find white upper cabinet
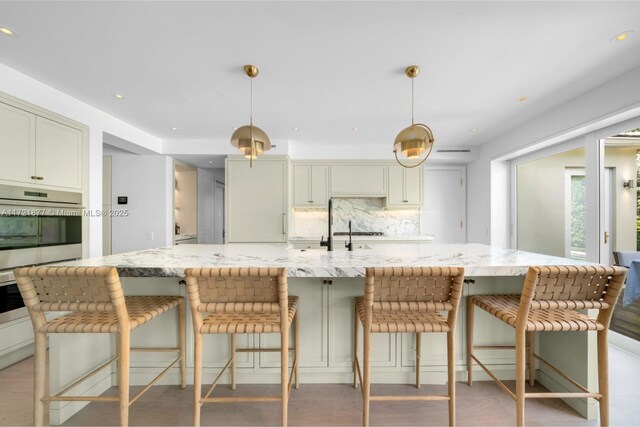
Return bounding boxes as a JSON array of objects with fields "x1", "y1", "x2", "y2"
[
  {"x1": 386, "y1": 164, "x2": 423, "y2": 207},
  {"x1": 0, "y1": 102, "x2": 35, "y2": 184},
  {"x1": 35, "y1": 117, "x2": 83, "y2": 189},
  {"x1": 226, "y1": 158, "x2": 288, "y2": 243},
  {"x1": 0, "y1": 99, "x2": 84, "y2": 191},
  {"x1": 329, "y1": 164, "x2": 386, "y2": 196},
  {"x1": 293, "y1": 164, "x2": 328, "y2": 207}
]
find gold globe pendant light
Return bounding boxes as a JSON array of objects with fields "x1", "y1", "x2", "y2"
[
  {"x1": 393, "y1": 65, "x2": 435, "y2": 168},
  {"x1": 230, "y1": 65, "x2": 272, "y2": 167}
]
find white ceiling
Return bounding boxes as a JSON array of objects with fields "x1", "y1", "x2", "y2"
[{"x1": 0, "y1": 1, "x2": 639, "y2": 153}]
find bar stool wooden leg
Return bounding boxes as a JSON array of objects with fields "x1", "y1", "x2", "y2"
[
  {"x1": 515, "y1": 329, "x2": 526, "y2": 427},
  {"x1": 447, "y1": 330, "x2": 456, "y2": 427},
  {"x1": 416, "y1": 332, "x2": 422, "y2": 389},
  {"x1": 527, "y1": 331, "x2": 535, "y2": 387},
  {"x1": 363, "y1": 325, "x2": 371, "y2": 427},
  {"x1": 193, "y1": 331, "x2": 202, "y2": 427},
  {"x1": 281, "y1": 328, "x2": 289, "y2": 427},
  {"x1": 118, "y1": 330, "x2": 131, "y2": 427},
  {"x1": 294, "y1": 312, "x2": 300, "y2": 390},
  {"x1": 467, "y1": 299, "x2": 474, "y2": 386},
  {"x1": 353, "y1": 305, "x2": 359, "y2": 389},
  {"x1": 597, "y1": 329, "x2": 609, "y2": 427},
  {"x1": 33, "y1": 331, "x2": 47, "y2": 427},
  {"x1": 231, "y1": 334, "x2": 237, "y2": 391},
  {"x1": 178, "y1": 302, "x2": 187, "y2": 389}
]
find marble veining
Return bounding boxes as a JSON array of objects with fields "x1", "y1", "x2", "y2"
[
  {"x1": 293, "y1": 198, "x2": 420, "y2": 237},
  {"x1": 56, "y1": 243, "x2": 594, "y2": 279}
]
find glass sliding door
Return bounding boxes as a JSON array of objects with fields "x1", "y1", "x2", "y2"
[{"x1": 601, "y1": 130, "x2": 640, "y2": 342}]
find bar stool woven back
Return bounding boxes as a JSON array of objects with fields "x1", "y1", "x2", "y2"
[
  {"x1": 14, "y1": 266, "x2": 186, "y2": 427},
  {"x1": 354, "y1": 266, "x2": 465, "y2": 426},
  {"x1": 185, "y1": 267, "x2": 299, "y2": 427},
  {"x1": 467, "y1": 265, "x2": 627, "y2": 426}
]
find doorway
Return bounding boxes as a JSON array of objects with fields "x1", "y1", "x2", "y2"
[
  {"x1": 102, "y1": 155, "x2": 112, "y2": 256},
  {"x1": 422, "y1": 165, "x2": 466, "y2": 243},
  {"x1": 214, "y1": 181, "x2": 225, "y2": 244}
]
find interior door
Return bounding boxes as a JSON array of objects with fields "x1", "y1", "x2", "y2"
[
  {"x1": 422, "y1": 167, "x2": 466, "y2": 243},
  {"x1": 214, "y1": 182, "x2": 225, "y2": 244}
]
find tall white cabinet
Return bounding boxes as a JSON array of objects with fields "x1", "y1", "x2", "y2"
[{"x1": 226, "y1": 157, "x2": 288, "y2": 243}]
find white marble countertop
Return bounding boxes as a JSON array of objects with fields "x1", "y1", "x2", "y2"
[
  {"x1": 289, "y1": 235, "x2": 434, "y2": 242},
  {"x1": 57, "y1": 243, "x2": 593, "y2": 278}
]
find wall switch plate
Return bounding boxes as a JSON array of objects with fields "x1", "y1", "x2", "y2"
[{"x1": 147, "y1": 232, "x2": 154, "y2": 241}]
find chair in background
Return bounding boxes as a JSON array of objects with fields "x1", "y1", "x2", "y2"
[
  {"x1": 353, "y1": 266, "x2": 464, "y2": 427},
  {"x1": 613, "y1": 251, "x2": 640, "y2": 267},
  {"x1": 467, "y1": 265, "x2": 627, "y2": 426},
  {"x1": 14, "y1": 266, "x2": 186, "y2": 427},
  {"x1": 184, "y1": 267, "x2": 299, "y2": 427}
]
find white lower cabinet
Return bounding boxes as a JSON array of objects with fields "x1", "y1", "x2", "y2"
[{"x1": 0, "y1": 316, "x2": 34, "y2": 370}]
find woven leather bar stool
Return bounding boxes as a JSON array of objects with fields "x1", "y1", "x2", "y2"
[
  {"x1": 467, "y1": 265, "x2": 627, "y2": 426},
  {"x1": 184, "y1": 267, "x2": 299, "y2": 427},
  {"x1": 353, "y1": 266, "x2": 465, "y2": 427},
  {"x1": 14, "y1": 266, "x2": 186, "y2": 427}
]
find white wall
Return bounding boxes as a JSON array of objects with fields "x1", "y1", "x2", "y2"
[
  {"x1": 110, "y1": 154, "x2": 173, "y2": 254},
  {"x1": 468, "y1": 65, "x2": 640, "y2": 246},
  {"x1": 0, "y1": 63, "x2": 163, "y2": 257},
  {"x1": 197, "y1": 169, "x2": 215, "y2": 244}
]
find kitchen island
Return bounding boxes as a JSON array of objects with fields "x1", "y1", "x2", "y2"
[{"x1": 47, "y1": 243, "x2": 598, "y2": 423}]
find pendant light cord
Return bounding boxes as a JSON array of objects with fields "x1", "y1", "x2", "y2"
[
  {"x1": 411, "y1": 77, "x2": 415, "y2": 126},
  {"x1": 250, "y1": 74, "x2": 254, "y2": 167}
]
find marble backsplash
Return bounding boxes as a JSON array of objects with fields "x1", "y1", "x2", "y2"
[{"x1": 292, "y1": 198, "x2": 420, "y2": 236}]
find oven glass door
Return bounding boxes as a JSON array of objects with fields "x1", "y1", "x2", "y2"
[{"x1": 0, "y1": 214, "x2": 81, "y2": 251}]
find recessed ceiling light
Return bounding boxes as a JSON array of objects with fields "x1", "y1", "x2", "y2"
[
  {"x1": 292, "y1": 127, "x2": 300, "y2": 131},
  {"x1": 208, "y1": 160, "x2": 213, "y2": 164},
  {"x1": 113, "y1": 94, "x2": 125, "y2": 100},
  {"x1": 519, "y1": 97, "x2": 527, "y2": 102},
  {"x1": 471, "y1": 128, "x2": 479, "y2": 132},
  {"x1": 612, "y1": 31, "x2": 634, "y2": 42},
  {"x1": 170, "y1": 127, "x2": 178, "y2": 131},
  {"x1": 352, "y1": 127, "x2": 359, "y2": 132},
  {"x1": 0, "y1": 26, "x2": 15, "y2": 36}
]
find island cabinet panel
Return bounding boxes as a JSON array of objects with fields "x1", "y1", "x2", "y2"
[
  {"x1": 0, "y1": 102, "x2": 35, "y2": 184},
  {"x1": 292, "y1": 165, "x2": 328, "y2": 207},
  {"x1": 259, "y1": 279, "x2": 328, "y2": 368},
  {"x1": 328, "y1": 279, "x2": 397, "y2": 368},
  {"x1": 386, "y1": 164, "x2": 423, "y2": 207},
  {"x1": 329, "y1": 164, "x2": 386, "y2": 196},
  {"x1": 226, "y1": 158, "x2": 288, "y2": 243}
]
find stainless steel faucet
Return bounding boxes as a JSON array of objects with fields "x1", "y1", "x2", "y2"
[{"x1": 320, "y1": 198, "x2": 333, "y2": 251}]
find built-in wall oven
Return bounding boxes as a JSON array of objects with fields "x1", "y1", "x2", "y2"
[{"x1": 0, "y1": 184, "x2": 83, "y2": 323}]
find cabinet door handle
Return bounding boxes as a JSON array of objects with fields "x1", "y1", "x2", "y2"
[
  {"x1": 38, "y1": 176, "x2": 44, "y2": 180},
  {"x1": 282, "y1": 213, "x2": 286, "y2": 235},
  {"x1": 309, "y1": 200, "x2": 313, "y2": 204},
  {"x1": 31, "y1": 175, "x2": 38, "y2": 180}
]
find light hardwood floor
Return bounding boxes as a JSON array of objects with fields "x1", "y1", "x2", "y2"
[{"x1": 1, "y1": 345, "x2": 639, "y2": 426}]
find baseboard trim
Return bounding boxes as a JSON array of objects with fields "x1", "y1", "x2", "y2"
[
  {"x1": 49, "y1": 370, "x2": 112, "y2": 426},
  {"x1": 610, "y1": 331, "x2": 640, "y2": 357}
]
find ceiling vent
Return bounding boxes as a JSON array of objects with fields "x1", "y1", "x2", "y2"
[{"x1": 436, "y1": 148, "x2": 472, "y2": 153}]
